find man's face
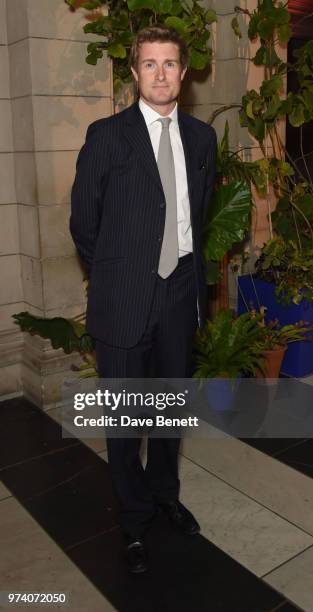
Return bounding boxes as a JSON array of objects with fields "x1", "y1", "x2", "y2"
[{"x1": 131, "y1": 41, "x2": 187, "y2": 112}]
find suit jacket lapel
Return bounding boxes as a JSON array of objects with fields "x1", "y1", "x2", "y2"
[
  {"x1": 123, "y1": 101, "x2": 163, "y2": 194},
  {"x1": 123, "y1": 101, "x2": 199, "y2": 203},
  {"x1": 177, "y1": 110, "x2": 199, "y2": 202}
]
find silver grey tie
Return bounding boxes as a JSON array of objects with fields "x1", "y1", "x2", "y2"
[{"x1": 157, "y1": 117, "x2": 179, "y2": 278}]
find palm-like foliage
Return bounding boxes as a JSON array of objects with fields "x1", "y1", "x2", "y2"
[
  {"x1": 13, "y1": 312, "x2": 97, "y2": 377},
  {"x1": 216, "y1": 121, "x2": 268, "y2": 197},
  {"x1": 193, "y1": 309, "x2": 266, "y2": 379}
]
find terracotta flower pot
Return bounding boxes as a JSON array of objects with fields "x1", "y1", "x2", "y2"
[{"x1": 256, "y1": 345, "x2": 287, "y2": 379}]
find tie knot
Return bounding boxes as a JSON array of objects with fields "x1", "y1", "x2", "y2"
[{"x1": 158, "y1": 117, "x2": 171, "y2": 129}]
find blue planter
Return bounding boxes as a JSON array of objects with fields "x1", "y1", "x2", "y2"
[
  {"x1": 205, "y1": 378, "x2": 239, "y2": 412},
  {"x1": 237, "y1": 275, "x2": 313, "y2": 377}
]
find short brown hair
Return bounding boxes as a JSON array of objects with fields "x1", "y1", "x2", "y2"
[{"x1": 129, "y1": 26, "x2": 189, "y2": 70}]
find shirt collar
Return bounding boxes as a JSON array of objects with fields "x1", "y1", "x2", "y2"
[{"x1": 139, "y1": 98, "x2": 178, "y2": 127}]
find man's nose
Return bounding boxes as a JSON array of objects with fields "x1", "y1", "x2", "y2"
[{"x1": 156, "y1": 66, "x2": 165, "y2": 80}]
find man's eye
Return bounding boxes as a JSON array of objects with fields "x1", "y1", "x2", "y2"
[
  {"x1": 144, "y1": 62, "x2": 154, "y2": 69},
  {"x1": 167, "y1": 62, "x2": 175, "y2": 67}
]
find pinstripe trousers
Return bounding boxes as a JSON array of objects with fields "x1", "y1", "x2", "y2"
[{"x1": 95, "y1": 253, "x2": 197, "y2": 537}]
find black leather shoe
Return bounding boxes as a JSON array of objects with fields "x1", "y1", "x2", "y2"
[
  {"x1": 158, "y1": 500, "x2": 200, "y2": 535},
  {"x1": 124, "y1": 538, "x2": 148, "y2": 573}
]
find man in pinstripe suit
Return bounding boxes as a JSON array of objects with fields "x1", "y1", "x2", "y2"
[{"x1": 70, "y1": 26, "x2": 217, "y2": 573}]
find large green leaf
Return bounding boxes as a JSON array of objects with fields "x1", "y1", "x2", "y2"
[
  {"x1": 248, "y1": 13, "x2": 260, "y2": 39},
  {"x1": 171, "y1": 1, "x2": 183, "y2": 15},
  {"x1": 107, "y1": 42, "x2": 127, "y2": 58},
  {"x1": 297, "y1": 194, "x2": 313, "y2": 219},
  {"x1": 231, "y1": 17, "x2": 242, "y2": 39},
  {"x1": 13, "y1": 312, "x2": 93, "y2": 355},
  {"x1": 155, "y1": 0, "x2": 172, "y2": 13},
  {"x1": 263, "y1": 94, "x2": 282, "y2": 122},
  {"x1": 253, "y1": 45, "x2": 266, "y2": 65},
  {"x1": 289, "y1": 104, "x2": 306, "y2": 127},
  {"x1": 203, "y1": 182, "x2": 252, "y2": 262},
  {"x1": 164, "y1": 16, "x2": 188, "y2": 33},
  {"x1": 275, "y1": 160, "x2": 294, "y2": 177},
  {"x1": 86, "y1": 49, "x2": 103, "y2": 65},
  {"x1": 127, "y1": 0, "x2": 155, "y2": 10},
  {"x1": 180, "y1": 0, "x2": 193, "y2": 14},
  {"x1": 192, "y1": 30, "x2": 210, "y2": 51},
  {"x1": 301, "y1": 88, "x2": 313, "y2": 114},
  {"x1": 81, "y1": 1, "x2": 102, "y2": 8},
  {"x1": 275, "y1": 6, "x2": 290, "y2": 25},
  {"x1": 278, "y1": 23, "x2": 292, "y2": 43},
  {"x1": 239, "y1": 108, "x2": 249, "y2": 127},
  {"x1": 205, "y1": 9, "x2": 217, "y2": 25},
  {"x1": 279, "y1": 92, "x2": 293, "y2": 115},
  {"x1": 248, "y1": 116, "x2": 265, "y2": 142},
  {"x1": 189, "y1": 48, "x2": 210, "y2": 69},
  {"x1": 258, "y1": 17, "x2": 275, "y2": 40},
  {"x1": 265, "y1": 47, "x2": 281, "y2": 67},
  {"x1": 246, "y1": 100, "x2": 255, "y2": 119},
  {"x1": 260, "y1": 75, "x2": 283, "y2": 97},
  {"x1": 117, "y1": 31, "x2": 135, "y2": 45},
  {"x1": 262, "y1": 0, "x2": 275, "y2": 10},
  {"x1": 114, "y1": 12, "x2": 129, "y2": 29}
]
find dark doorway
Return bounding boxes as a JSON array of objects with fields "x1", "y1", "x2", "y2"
[{"x1": 287, "y1": 1, "x2": 313, "y2": 181}]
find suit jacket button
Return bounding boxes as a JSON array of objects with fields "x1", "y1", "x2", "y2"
[
  {"x1": 160, "y1": 202, "x2": 165, "y2": 208},
  {"x1": 157, "y1": 235, "x2": 162, "y2": 242},
  {"x1": 152, "y1": 269, "x2": 156, "y2": 274}
]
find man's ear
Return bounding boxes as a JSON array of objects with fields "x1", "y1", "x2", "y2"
[
  {"x1": 131, "y1": 66, "x2": 138, "y2": 82},
  {"x1": 181, "y1": 66, "x2": 187, "y2": 81}
]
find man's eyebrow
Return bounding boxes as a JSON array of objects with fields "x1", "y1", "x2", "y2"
[{"x1": 140, "y1": 58, "x2": 179, "y2": 63}]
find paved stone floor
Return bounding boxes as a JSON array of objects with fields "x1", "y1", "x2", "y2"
[{"x1": 1, "y1": 391, "x2": 313, "y2": 611}]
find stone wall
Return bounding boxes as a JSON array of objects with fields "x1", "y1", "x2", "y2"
[{"x1": 0, "y1": 0, "x2": 113, "y2": 405}]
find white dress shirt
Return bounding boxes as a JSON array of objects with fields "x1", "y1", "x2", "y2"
[{"x1": 139, "y1": 98, "x2": 193, "y2": 256}]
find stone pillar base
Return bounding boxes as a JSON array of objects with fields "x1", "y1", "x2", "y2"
[
  {"x1": 0, "y1": 330, "x2": 24, "y2": 400},
  {"x1": 22, "y1": 335, "x2": 84, "y2": 410},
  {"x1": 0, "y1": 332, "x2": 84, "y2": 410}
]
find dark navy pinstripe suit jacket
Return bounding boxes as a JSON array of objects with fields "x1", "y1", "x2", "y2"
[{"x1": 70, "y1": 100, "x2": 217, "y2": 348}]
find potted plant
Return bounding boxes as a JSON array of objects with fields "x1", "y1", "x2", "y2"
[
  {"x1": 238, "y1": 261, "x2": 313, "y2": 376},
  {"x1": 249, "y1": 306, "x2": 313, "y2": 378},
  {"x1": 193, "y1": 308, "x2": 266, "y2": 379},
  {"x1": 254, "y1": 237, "x2": 313, "y2": 306},
  {"x1": 193, "y1": 305, "x2": 313, "y2": 385},
  {"x1": 192, "y1": 308, "x2": 267, "y2": 411}
]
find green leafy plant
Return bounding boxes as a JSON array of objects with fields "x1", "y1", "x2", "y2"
[
  {"x1": 249, "y1": 306, "x2": 313, "y2": 350},
  {"x1": 64, "y1": 0, "x2": 217, "y2": 91},
  {"x1": 232, "y1": 1, "x2": 313, "y2": 222},
  {"x1": 193, "y1": 306, "x2": 313, "y2": 381},
  {"x1": 13, "y1": 312, "x2": 97, "y2": 376},
  {"x1": 255, "y1": 237, "x2": 313, "y2": 304},
  {"x1": 216, "y1": 121, "x2": 269, "y2": 198},
  {"x1": 211, "y1": 1, "x2": 313, "y2": 225},
  {"x1": 219, "y1": 0, "x2": 313, "y2": 309},
  {"x1": 193, "y1": 309, "x2": 266, "y2": 379},
  {"x1": 257, "y1": 318, "x2": 313, "y2": 350},
  {"x1": 202, "y1": 120, "x2": 258, "y2": 284},
  {"x1": 236, "y1": 2, "x2": 313, "y2": 145},
  {"x1": 202, "y1": 181, "x2": 252, "y2": 284}
]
